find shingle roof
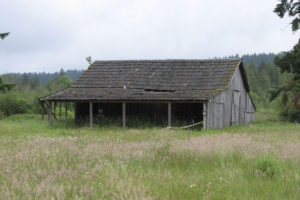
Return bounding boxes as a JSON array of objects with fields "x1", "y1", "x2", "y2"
[{"x1": 41, "y1": 59, "x2": 245, "y2": 102}]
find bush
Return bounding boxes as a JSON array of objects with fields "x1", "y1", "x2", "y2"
[
  {"x1": 254, "y1": 157, "x2": 278, "y2": 179},
  {"x1": 0, "y1": 92, "x2": 30, "y2": 117},
  {"x1": 281, "y1": 108, "x2": 300, "y2": 122},
  {"x1": 0, "y1": 111, "x2": 5, "y2": 120}
]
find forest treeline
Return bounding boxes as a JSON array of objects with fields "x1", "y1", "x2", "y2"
[{"x1": 0, "y1": 53, "x2": 293, "y2": 120}]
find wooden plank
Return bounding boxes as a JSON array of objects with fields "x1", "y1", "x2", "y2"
[
  {"x1": 41, "y1": 102, "x2": 44, "y2": 120},
  {"x1": 65, "y1": 102, "x2": 68, "y2": 120},
  {"x1": 59, "y1": 102, "x2": 62, "y2": 120},
  {"x1": 168, "y1": 102, "x2": 171, "y2": 127},
  {"x1": 122, "y1": 102, "x2": 126, "y2": 128},
  {"x1": 203, "y1": 103, "x2": 207, "y2": 130},
  {"x1": 49, "y1": 101, "x2": 53, "y2": 128},
  {"x1": 89, "y1": 102, "x2": 93, "y2": 129}
]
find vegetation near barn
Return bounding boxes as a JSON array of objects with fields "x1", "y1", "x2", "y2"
[{"x1": 0, "y1": 113, "x2": 300, "y2": 199}]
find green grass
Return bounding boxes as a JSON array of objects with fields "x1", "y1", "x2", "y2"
[{"x1": 0, "y1": 114, "x2": 300, "y2": 199}]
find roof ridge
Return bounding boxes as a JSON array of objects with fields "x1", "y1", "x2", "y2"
[{"x1": 93, "y1": 59, "x2": 241, "y2": 64}]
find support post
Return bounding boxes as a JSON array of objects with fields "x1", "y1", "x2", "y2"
[
  {"x1": 122, "y1": 102, "x2": 126, "y2": 128},
  {"x1": 54, "y1": 102, "x2": 56, "y2": 119},
  {"x1": 41, "y1": 102, "x2": 44, "y2": 120},
  {"x1": 168, "y1": 102, "x2": 171, "y2": 127},
  {"x1": 49, "y1": 101, "x2": 53, "y2": 128},
  {"x1": 65, "y1": 102, "x2": 68, "y2": 120},
  {"x1": 59, "y1": 102, "x2": 62, "y2": 120},
  {"x1": 89, "y1": 102, "x2": 93, "y2": 129},
  {"x1": 203, "y1": 102, "x2": 207, "y2": 130}
]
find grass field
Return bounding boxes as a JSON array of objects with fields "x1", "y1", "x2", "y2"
[{"x1": 0, "y1": 114, "x2": 300, "y2": 199}]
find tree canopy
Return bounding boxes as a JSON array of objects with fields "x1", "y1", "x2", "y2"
[
  {"x1": 271, "y1": 1, "x2": 300, "y2": 120},
  {"x1": 274, "y1": 0, "x2": 300, "y2": 32},
  {"x1": 0, "y1": 32, "x2": 9, "y2": 40},
  {"x1": 0, "y1": 77, "x2": 14, "y2": 93}
]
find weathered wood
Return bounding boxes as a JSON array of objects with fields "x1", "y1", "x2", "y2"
[
  {"x1": 49, "y1": 101, "x2": 53, "y2": 128},
  {"x1": 39, "y1": 59, "x2": 256, "y2": 129},
  {"x1": 54, "y1": 102, "x2": 56, "y2": 119},
  {"x1": 122, "y1": 102, "x2": 126, "y2": 128},
  {"x1": 65, "y1": 102, "x2": 68, "y2": 120},
  {"x1": 168, "y1": 102, "x2": 171, "y2": 127},
  {"x1": 59, "y1": 102, "x2": 62, "y2": 120},
  {"x1": 39, "y1": 59, "x2": 243, "y2": 103},
  {"x1": 41, "y1": 102, "x2": 44, "y2": 120},
  {"x1": 203, "y1": 103, "x2": 207, "y2": 130},
  {"x1": 89, "y1": 102, "x2": 93, "y2": 129}
]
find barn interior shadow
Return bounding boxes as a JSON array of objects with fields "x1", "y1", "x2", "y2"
[{"x1": 75, "y1": 102, "x2": 203, "y2": 128}]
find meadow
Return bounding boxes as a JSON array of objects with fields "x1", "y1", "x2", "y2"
[{"x1": 0, "y1": 114, "x2": 300, "y2": 199}]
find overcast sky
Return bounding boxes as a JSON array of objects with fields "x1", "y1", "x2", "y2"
[{"x1": 0, "y1": 0, "x2": 299, "y2": 74}]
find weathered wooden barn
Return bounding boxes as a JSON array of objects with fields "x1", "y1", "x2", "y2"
[{"x1": 40, "y1": 59, "x2": 255, "y2": 129}]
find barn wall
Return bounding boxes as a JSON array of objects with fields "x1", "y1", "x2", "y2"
[{"x1": 206, "y1": 66, "x2": 255, "y2": 129}]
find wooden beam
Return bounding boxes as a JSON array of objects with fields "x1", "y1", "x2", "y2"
[
  {"x1": 203, "y1": 103, "x2": 207, "y2": 130},
  {"x1": 41, "y1": 102, "x2": 44, "y2": 120},
  {"x1": 65, "y1": 102, "x2": 68, "y2": 120},
  {"x1": 54, "y1": 102, "x2": 56, "y2": 119},
  {"x1": 49, "y1": 101, "x2": 53, "y2": 128},
  {"x1": 89, "y1": 102, "x2": 93, "y2": 129},
  {"x1": 122, "y1": 102, "x2": 126, "y2": 128},
  {"x1": 168, "y1": 102, "x2": 171, "y2": 127},
  {"x1": 59, "y1": 102, "x2": 62, "y2": 120}
]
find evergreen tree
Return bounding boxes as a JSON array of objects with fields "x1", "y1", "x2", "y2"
[
  {"x1": 274, "y1": 0, "x2": 300, "y2": 32},
  {"x1": 21, "y1": 73, "x2": 30, "y2": 87},
  {"x1": 0, "y1": 32, "x2": 9, "y2": 40},
  {"x1": 60, "y1": 68, "x2": 66, "y2": 76},
  {"x1": 30, "y1": 75, "x2": 40, "y2": 89}
]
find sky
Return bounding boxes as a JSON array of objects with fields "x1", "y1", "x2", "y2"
[{"x1": 0, "y1": 0, "x2": 299, "y2": 74}]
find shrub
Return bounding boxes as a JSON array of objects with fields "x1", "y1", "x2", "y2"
[
  {"x1": 254, "y1": 157, "x2": 278, "y2": 179},
  {"x1": 0, "y1": 92, "x2": 30, "y2": 117}
]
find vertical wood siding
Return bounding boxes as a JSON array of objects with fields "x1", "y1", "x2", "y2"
[{"x1": 206, "y1": 66, "x2": 255, "y2": 129}]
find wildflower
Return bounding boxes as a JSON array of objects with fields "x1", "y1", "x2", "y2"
[
  {"x1": 189, "y1": 184, "x2": 196, "y2": 188},
  {"x1": 206, "y1": 182, "x2": 211, "y2": 186}
]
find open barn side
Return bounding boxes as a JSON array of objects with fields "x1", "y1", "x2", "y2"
[{"x1": 75, "y1": 102, "x2": 204, "y2": 128}]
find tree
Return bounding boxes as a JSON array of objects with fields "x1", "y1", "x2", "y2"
[
  {"x1": 271, "y1": 1, "x2": 300, "y2": 121},
  {"x1": 0, "y1": 32, "x2": 9, "y2": 40},
  {"x1": 0, "y1": 77, "x2": 14, "y2": 93},
  {"x1": 21, "y1": 73, "x2": 30, "y2": 87},
  {"x1": 46, "y1": 75, "x2": 73, "y2": 93},
  {"x1": 274, "y1": 0, "x2": 300, "y2": 32},
  {"x1": 30, "y1": 75, "x2": 40, "y2": 89},
  {"x1": 86, "y1": 56, "x2": 93, "y2": 65},
  {"x1": 271, "y1": 41, "x2": 300, "y2": 109}
]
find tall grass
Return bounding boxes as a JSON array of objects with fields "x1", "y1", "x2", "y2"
[{"x1": 0, "y1": 114, "x2": 300, "y2": 199}]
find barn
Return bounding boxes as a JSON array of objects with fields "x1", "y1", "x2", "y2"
[{"x1": 40, "y1": 59, "x2": 255, "y2": 129}]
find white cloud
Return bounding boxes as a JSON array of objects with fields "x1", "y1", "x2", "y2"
[{"x1": 0, "y1": 0, "x2": 299, "y2": 73}]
